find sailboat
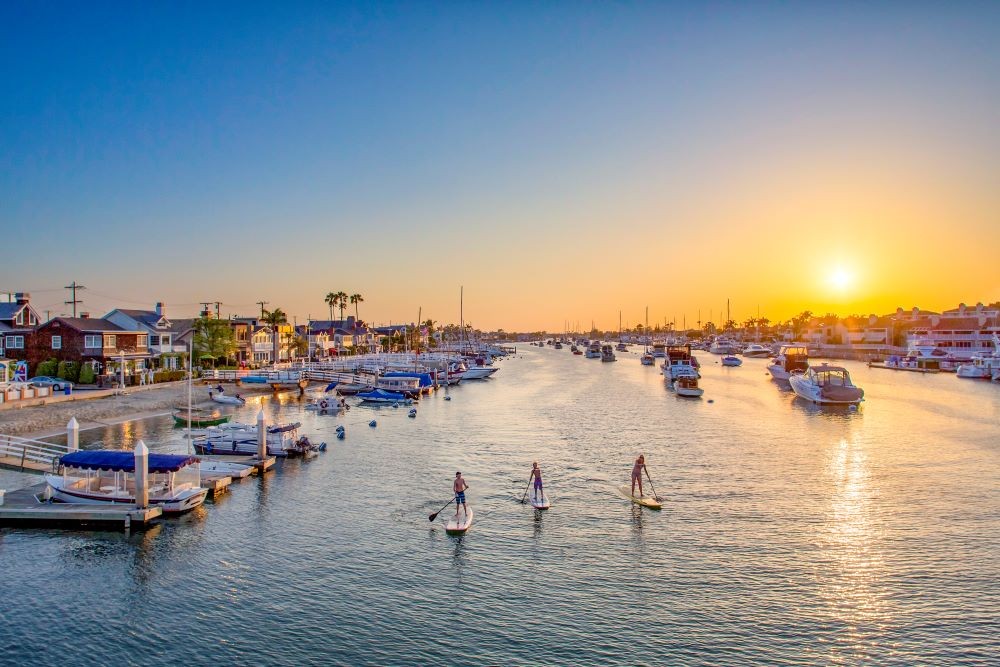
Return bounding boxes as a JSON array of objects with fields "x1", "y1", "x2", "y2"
[
  {"x1": 640, "y1": 306, "x2": 654, "y2": 366},
  {"x1": 616, "y1": 310, "x2": 628, "y2": 352}
]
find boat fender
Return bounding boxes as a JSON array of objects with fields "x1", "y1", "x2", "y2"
[
  {"x1": 319, "y1": 399, "x2": 329, "y2": 410},
  {"x1": 369, "y1": 420, "x2": 377, "y2": 428},
  {"x1": 392, "y1": 402, "x2": 399, "y2": 408},
  {"x1": 337, "y1": 431, "x2": 346, "y2": 440},
  {"x1": 707, "y1": 399, "x2": 714, "y2": 404},
  {"x1": 319, "y1": 442, "x2": 327, "y2": 451},
  {"x1": 444, "y1": 396, "x2": 452, "y2": 401}
]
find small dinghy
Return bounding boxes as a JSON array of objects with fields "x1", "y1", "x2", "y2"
[
  {"x1": 445, "y1": 508, "x2": 474, "y2": 534},
  {"x1": 209, "y1": 389, "x2": 246, "y2": 406}
]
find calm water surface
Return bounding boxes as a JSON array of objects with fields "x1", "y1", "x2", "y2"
[{"x1": 1, "y1": 347, "x2": 998, "y2": 665}]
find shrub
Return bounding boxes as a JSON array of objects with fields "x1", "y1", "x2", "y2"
[
  {"x1": 78, "y1": 365, "x2": 96, "y2": 384},
  {"x1": 154, "y1": 370, "x2": 185, "y2": 383},
  {"x1": 36, "y1": 358, "x2": 58, "y2": 377}
]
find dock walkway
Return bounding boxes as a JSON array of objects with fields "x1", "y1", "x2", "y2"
[{"x1": 0, "y1": 484, "x2": 162, "y2": 529}]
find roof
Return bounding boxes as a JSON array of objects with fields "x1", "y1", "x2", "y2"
[
  {"x1": 60, "y1": 450, "x2": 199, "y2": 473},
  {"x1": 107, "y1": 309, "x2": 196, "y2": 334},
  {"x1": 0, "y1": 303, "x2": 25, "y2": 320},
  {"x1": 46, "y1": 317, "x2": 129, "y2": 332}
]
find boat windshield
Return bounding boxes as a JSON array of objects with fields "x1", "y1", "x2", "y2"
[{"x1": 814, "y1": 369, "x2": 849, "y2": 386}]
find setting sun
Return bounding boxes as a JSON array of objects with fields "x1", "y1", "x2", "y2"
[{"x1": 829, "y1": 268, "x2": 853, "y2": 291}]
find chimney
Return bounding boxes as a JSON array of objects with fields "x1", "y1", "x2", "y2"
[
  {"x1": 15, "y1": 292, "x2": 30, "y2": 306},
  {"x1": 911, "y1": 307, "x2": 919, "y2": 320},
  {"x1": 155, "y1": 301, "x2": 165, "y2": 318}
]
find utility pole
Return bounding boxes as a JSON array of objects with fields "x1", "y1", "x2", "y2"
[
  {"x1": 214, "y1": 302, "x2": 222, "y2": 319},
  {"x1": 64, "y1": 281, "x2": 86, "y2": 317},
  {"x1": 200, "y1": 302, "x2": 213, "y2": 318},
  {"x1": 256, "y1": 301, "x2": 269, "y2": 319}
]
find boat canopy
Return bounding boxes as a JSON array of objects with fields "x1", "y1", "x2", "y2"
[
  {"x1": 384, "y1": 371, "x2": 434, "y2": 387},
  {"x1": 60, "y1": 450, "x2": 199, "y2": 473}
]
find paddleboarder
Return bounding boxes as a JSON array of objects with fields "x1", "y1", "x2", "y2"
[
  {"x1": 631, "y1": 454, "x2": 645, "y2": 498},
  {"x1": 453, "y1": 471, "x2": 469, "y2": 518},
  {"x1": 530, "y1": 461, "x2": 544, "y2": 501}
]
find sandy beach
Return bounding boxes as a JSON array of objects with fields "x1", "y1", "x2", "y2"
[{"x1": 0, "y1": 382, "x2": 279, "y2": 439}]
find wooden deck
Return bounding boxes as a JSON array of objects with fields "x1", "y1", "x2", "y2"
[
  {"x1": 0, "y1": 484, "x2": 162, "y2": 529},
  {"x1": 199, "y1": 453, "x2": 276, "y2": 473}
]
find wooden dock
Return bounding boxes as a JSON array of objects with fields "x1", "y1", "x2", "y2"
[
  {"x1": 0, "y1": 484, "x2": 162, "y2": 529},
  {"x1": 199, "y1": 453, "x2": 276, "y2": 473}
]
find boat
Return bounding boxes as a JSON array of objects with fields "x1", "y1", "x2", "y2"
[
  {"x1": 445, "y1": 508, "x2": 474, "y2": 534},
  {"x1": 767, "y1": 344, "x2": 809, "y2": 382},
  {"x1": 172, "y1": 408, "x2": 230, "y2": 427},
  {"x1": 709, "y1": 338, "x2": 737, "y2": 355},
  {"x1": 376, "y1": 375, "x2": 423, "y2": 398},
  {"x1": 45, "y1": 450, "x2": 208, "y2": 514},
  {"x1": 651, "y1": 342, "x2": 667, "y2": 359},
  {"x1": 529, "y1": 489, "x2": 551, "y2": 510},
  {"x1": 585, "y1": 342, "x2": 602, "y2": 359},
  {"x1": 618, "y1": 485, "x2": 662, "y2": 509},
  {"x1": 955, "y1": 337, "x2": 1000, "y2": 378},
  {"x1": 357, "y1": 388, "x2": 408, "y2": 403},
  {"x1": 194, "y1": 421, "x2": 306, "y2": 457},
  {"x1": 673, "y1": 376, "x2": 704, "y2": 397},
  {"x1": 788, "y1": 363, "x2": 865, "y2": 405},
  {"x1": 305, "y1": 395, "x2": 347, "y2": 414},
  {"x1": 554, "y1": 342, "x2": 563, "y2": 350},
  {"x1": 661, "y1": 344, "x2": 699, "y2": 381},
  {"x1": 209, "y1": 390, "x2": 246, "y2": 406},
  {"x1": 721, "y1": 355, "x2": 742, "y2": 367},
  {"x1": 741, "y1": 343, "x2": 771, "y2": 358},
  {"x1": 601, "y1": 344, "x2": 617, "y2": 362},
  {"x1": 616, "y1": 342, "x2": 628, "y2": 352},
  {"x1": 640, "y1": 352, "x2": 655, "y2": 366},
  {"x1": 868, "y1": 355, "x2": 941, "y2": 373}
]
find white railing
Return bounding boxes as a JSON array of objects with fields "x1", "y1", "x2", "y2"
[{"x1": 0, "y1": 433, "x2": 70, "y2": 471}]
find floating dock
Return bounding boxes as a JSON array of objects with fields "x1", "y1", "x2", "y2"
[
  {"x1": 198, "y1": 453, "x2": 276, "y2": 473},
  {"x1": 0, "y1": 484, "x2": 162, "y2": 529}
]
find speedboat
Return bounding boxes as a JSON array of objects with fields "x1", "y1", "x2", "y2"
[
  {"x1": 768, "y1": 345, "x2": 809, "y2": 382},
  {"x1": 640, "y1": 352, "x2": 655, "y2": 366},
  {"x1": 585, "y1": 343, "x2": 602, "y2": 358},
  {"x1": 788, "y1": 364, "x2": 864, "y2": 405},
  {"x1": 601, "y1": 345, "x2": 617, "y2": 362},
  {"x1": 615, "y1": 342, "x2": 628, "y2": 352},
  {"x1": 194, "y1": 421, "x2": 305, "y2": 457},
  {"x1": 45, "y1": 450, "x2": 208, "y2": 514},
  {"x1": 721, "y1": 355, "x2": 742, "y2": 367},
  {"x1": 651, "y1": 342, "x2": 667, "y2": 359},
  {"x1": 709, "y1": 338, "x2": 736, "y2": 355},
  {"x1": 305, "y1": 395, "x2": 347, "y2": 414},
  {"x1": 209, "y1": 389, "x2": 246, "y2": 406},
  {"x1": 459, "y1": 363, "x2": 498, "y2": 380},
  {"x1": 741, "y1": 343, "x2": 771, "y2": 358},
  {"x1": 673, "y1": 376, "x2": 704, "y2": 397}
]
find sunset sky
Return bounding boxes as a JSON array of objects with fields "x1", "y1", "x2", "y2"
[{"x1": 2, "y1": 2, "x2": 998, "y2": 331}]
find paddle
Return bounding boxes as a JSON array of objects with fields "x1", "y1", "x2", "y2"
[
  {"x1": 519, "y1": 475, "x2": 533, "y2": 504},
  {"x1": 428, "y1": 498, "x2": 454, "y2": 522},
  {"x1": 643, "y1": 465, "x2": 663, "y2": 502}
]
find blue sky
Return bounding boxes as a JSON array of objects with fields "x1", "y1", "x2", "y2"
[{"x1": 2, "y1": 2, "x2": 998, "y2": 329}]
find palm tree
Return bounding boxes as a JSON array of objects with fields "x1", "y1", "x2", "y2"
[
  {"x1": 261, "y1": 308, "x2": 288, "y2": 364},
  {"x1": 324, "y1": 292, "x2": 337, "y2": 322},
  {"x1": 349, "y1": 293, "x2": 364, "y2": 321},
  {"x1": 335, "y1": 291, "x2": 348, "y2": 322}
]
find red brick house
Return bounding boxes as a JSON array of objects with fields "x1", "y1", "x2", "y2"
[
  {"x1": 0, "y1": 292, "x2": 41, "y2": 360},
  {"x1": 27, "y1": 316, "x2": 152, "y2": 373}
]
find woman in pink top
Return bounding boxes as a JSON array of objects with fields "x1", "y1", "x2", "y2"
[{"x1": 631, "y1": 454, "x2": 645, "y2": 497}]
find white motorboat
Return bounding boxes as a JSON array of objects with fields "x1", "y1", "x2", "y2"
[
  {"x1": 45, "y1": 450, "x2": 208, "y2": 514},
  {"x1": 459, "y1": 364, "x2": 498, "y2": 380},
  {"x1": 955, "y1": 337, "x2": 1000, "y2": 378},
  {"x1": 640, "y1": 352, "x2": 655, "y2": 366},
  {"x1": 601, "y1": 345, "x2": 617, "y2": 362},
  {"x1": 661, "y1": 344, "x2": 699, "y2": 381},
  {"x1": 305, "y1": 395, "x2": 347, "y2": 414},
  {"x1": 741, "y1": 343, "x2": 771, "y2": 358},
  {"x1": 788, "y1": 364, "x2": 865, "y2": 405},
  {"x1": 721, "y1": 355, "x2": 742, "y2": 367},
  {"x1": 585, "y1": 343, "x2": 602, "y2": 359},
  {"x1": 673, "y1": 376, "x2": 704, "y2": 397},
  {"x1": 194, "y1": 421, "x2": 306, "y2": 457},
  {"x1": 376, "y1": 375, "x2": 422, "y2": 397},
  {"x1": 709, "y1": 338, "x2": 736, "y2": 355},
  {"x1": 209, "y1": 390, "x2": 246, "y2": 406},
  {"x1": 651, "y1": 342, "x2": 667, "y2": 359},
  {"x1": 768, "y1": 345, "x2": 809, "y2": 382}
]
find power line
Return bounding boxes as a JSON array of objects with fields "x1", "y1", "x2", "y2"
[{"x1": 257, "y1": 301, "x2": 269, "y2": 318}]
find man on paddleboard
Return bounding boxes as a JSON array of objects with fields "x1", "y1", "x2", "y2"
[
  {"x1": 530, "y1": 461, "x2": 544, "y2": 501},
  {"x1": 454, "y1": 471, "x2": 469, "y2": 518},
  {"x1": 631, "y1": 454, "x2": 645, "y2": 497}
]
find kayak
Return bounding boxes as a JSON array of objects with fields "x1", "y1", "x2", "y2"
[
  {"x1": 529, "y1": 489, "x2": 551, "y2": 510},
  {"x1": 618, "y1": 485, "x2": 662, "y2": 510},
  {"x1": 445, "y1": 508, "x2": 474, "y2": 534}
]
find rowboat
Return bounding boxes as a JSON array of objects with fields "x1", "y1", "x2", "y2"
[
  {"x1": 445, "y1": 508, "x2": 474, "y2": 534},
  {"x1": 529, "y1": 489, "x2": 551, "y2": 510},
  {"x1": 618, "y1": 485, "x2": 662, "y2": 509},
  {"x1": 172, "y1": 408, "x2": 230, "y2": 427}
]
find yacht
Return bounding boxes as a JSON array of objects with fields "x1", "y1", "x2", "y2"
[
  {"x1": 709, "y1": 338, "x2": 736, "y2": 355},
  {"x1": 662, "y1": 344, "x2": 699, "y2": 381},
  {"x1": 741, "y1": 343, "x2": 771, "y2": 358},
  {"x1": 601, "y1": 345, "x2": 617, "y2": 362},
  {"x1": 955, "y1": 335, "x2": 1000, "y2": 378},
  {"x1": 45, "y1": 450, "x2": 208, "y2": 514},
  {"x1": 767, "y1": 344, "x2": 809, "y2": 382},
  {"x1": 640, "y1": 351, "x2": 655, "y2": 366},
  {"x1": 673, "y1": 376, "x2": 704, "y2": 398},
  {"x1": 585, "y1": 342, "x2": 602, "y2": 359},
  {"x1": 721, "y1": 355, "x2": 742, "y2": 367},
  {"x1": 788, "y1": 364, "x2": 865, "y2": 405},
  {"x1": 651, "y1": 342, "x2": 667, "y2": 359}
]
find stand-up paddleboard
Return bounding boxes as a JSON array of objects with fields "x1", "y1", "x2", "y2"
[
  {"x1": 445, "y1": 508, "x2": 474, "y2": 534},
  {"x1": 618, "y1": 485, "x2": 662, "y2": 509},
  {"x1": 529, "y1": 489, "x2": 551, "y2": 510}
]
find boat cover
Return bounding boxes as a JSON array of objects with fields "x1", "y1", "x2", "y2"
[
  {"x1": 60, "y1": 450, "x2": 199, "y2": 473},
  {"x1": 821, "y1": 385, "x2": 864, "y2": 402},
  {"x1": 267, "y1": 422, "x2": 302, "y2": 433},
  {"x1": 358, "y1": 389, "x2": 406, "y2": 400}
]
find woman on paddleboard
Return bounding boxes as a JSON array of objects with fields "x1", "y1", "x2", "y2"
[
  {"x1": 454, "y1": 471, "x2": 469, "y2": 518},
  {"x1": 530, "y1": 462, "x2": 543, "y2": 500},
  {"x1": 631, "y1": 454, "x2": 645, "y2": 497}
]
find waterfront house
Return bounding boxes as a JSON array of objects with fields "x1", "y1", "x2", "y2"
[
  {"x1": 104, "y1": 302, "x2": 195, "y2": 369},
  {"x1": 27, "y1": 316, "x2": 152, "y2": 376},
  {"x1": 308, "y1": 317, "x2": 376, "y2": 357},
  {"x1": 251, "y1": 325, "x2": 273, "y2": 364},
  {"x1": 0, "y1": 292, "x2": 41, "y2": 360}
]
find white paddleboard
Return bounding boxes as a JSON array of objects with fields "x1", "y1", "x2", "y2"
[
  {"x1": 618, "y1": 485, "x2": 662, "y2": 510},
  {"x1": 529, "y1": 489, "x2": 551, "y2": 510},
  {"x1": 445, "y1": 508, "x2": 474, "y2": 534}
]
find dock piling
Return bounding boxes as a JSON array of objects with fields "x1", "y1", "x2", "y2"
[
  {"x1": 257, "y1": 409, "x2": 267, "y2": 460},
  {"x1": 134, "y1": 440, "x2": 149, "y2": 510},
  {"x1": 67, "y1": 417, "x2": 79, "y2": 452}
]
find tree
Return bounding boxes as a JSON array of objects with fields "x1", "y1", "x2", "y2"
[
  {"x1": 350, "y1": 293, "x2": 364, "y2": 321},
  {"x1": 193, "y1": 317, "x2": 237, "y2": 366},
  {"x1": 292, "y1": 334, "x2": 309, "y2": 358},
  {"x1": 261, "y1": 308, "x2": 288, "y2": 364},
  {"x1": 324, "y1": 292, "x2": 337, "y2": 321},
  {"x1": 335, "y1": 291, "x2": 348, "y2": 321}
]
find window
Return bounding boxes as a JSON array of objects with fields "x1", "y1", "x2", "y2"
[
  {"x1": 137, "y1": 335, "x2": 147, "y2": 348},
  {"x1": 5, "y1": 335, "x2": 24, "y2": 349},
  {"x1": 84, "y1": 335, "x2": 101, "y2": 348},
  {"x1": 150, "y1": 335, "x2": 160, "y2": 346},
  {"x1": 52, "y1": 335, "x2": 61, "y2": 350},
  {"x1": 161, "y1": 335, "x2": 170, "y2": 347},
  {"x1": 104, "y1": 334, "x2": 116, "y2": 348}
]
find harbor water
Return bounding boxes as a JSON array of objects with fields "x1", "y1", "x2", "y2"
[{"x1": 1, "y1": 347, "x2": 998, "y2": 665}]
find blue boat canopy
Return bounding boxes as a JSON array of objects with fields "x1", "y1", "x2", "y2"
[{"x1": 59, "y1": 450, "x2": 199, "y2": 473}]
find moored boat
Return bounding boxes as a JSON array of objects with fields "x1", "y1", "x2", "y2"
[
  {"x1": 601, "y1": 344, "x2": 617, "y2": 362},
  {"x1": 45, "y1": 450, "x2": 208, "y2": 514},
  {"x1": 788, "y1": 363, "x2": 864, "y2": 405},
  {"x1": 673, "y1": 376, "x2": 704, "y2": 397},
  {"x1": 172, "y1": 408, "x2": 230, "y2": 427},
  {"x1": 357, "y1": 388, "x2": 408, "y2": 404},
  {"x1": 721, "y1": 355, "x2": 742, "y2": 367},
  {"x1": 767, "y1": 345, "x2": 809, "y2": 382},
  {"x1": 741, "y1": 343, "x2": 771, "y2": 358}
]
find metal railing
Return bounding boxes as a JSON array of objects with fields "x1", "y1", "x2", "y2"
[{"x1": 0, "y1": 433, "x2": 70, "y2": 471}]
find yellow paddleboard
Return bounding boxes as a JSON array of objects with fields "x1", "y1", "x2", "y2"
[
  {"x1": 445, "y1": 508, "x2": 474, "y2": 534},
  {"x1": 618, "y1": 485, "x2": 662, "y2": 510}
]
